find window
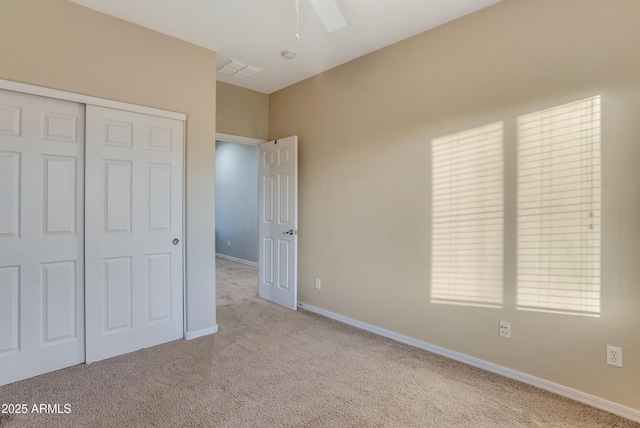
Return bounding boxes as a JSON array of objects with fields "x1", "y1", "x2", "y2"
[
  {"x1": 517, "y1": 96, "x2": 601, "y2": 316},
  {"x1": 431, "y1": 122, "x2": 504, "y2": 308}
]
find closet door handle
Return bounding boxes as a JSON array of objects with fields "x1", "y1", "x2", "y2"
[{"x1": 172, "y1": 238, "x2": 180, "y2": 245}]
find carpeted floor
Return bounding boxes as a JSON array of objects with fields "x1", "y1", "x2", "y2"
[{"x1": 0, "y1": 257, "x2": 637, "y2": 427}]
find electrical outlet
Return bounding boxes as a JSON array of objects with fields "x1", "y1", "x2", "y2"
[
  {"x1": 315, "y1": 278, "x2": 321, "y2": 290},
  {"x1": 227, "y1": 241, "x2": 231, "y2": 247},
  {"x1": 499, "y1": 321, "x2": 511, "y2": 338},
  {"x1": 607, "y1": 345, "x2": 623, "y2": 367}
]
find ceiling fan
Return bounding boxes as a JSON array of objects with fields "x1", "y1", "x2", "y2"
[
  {"x1": 307, "y1": 0, "x2": 346, "y2": 33},
  {"x1": 211, "y1": 0, "x2": 346, "y2": 34}
]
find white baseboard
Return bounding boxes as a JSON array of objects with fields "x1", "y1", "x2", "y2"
[
  {"x1": 184, "y1": 325, "x2": 218, "y2": 340},
  {"x1": 215, "y1": 253, "x2": 258, "y2": 267},
  {"x1": 298, "y1": 302, "x2": 640, "y2": 424}
]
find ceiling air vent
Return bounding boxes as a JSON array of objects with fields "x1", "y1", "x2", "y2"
[{"x1": 216, "y1": 59, "x2": 261, "y2": 80}]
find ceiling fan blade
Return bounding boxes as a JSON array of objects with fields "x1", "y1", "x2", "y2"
[{"x1": 308, "y1": 0, "x2": 346, "y2": 33}]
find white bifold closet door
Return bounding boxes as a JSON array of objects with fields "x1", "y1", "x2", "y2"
[
  {"x1": 0, "y1": 89, "x2": 85, "y2": 386},
  {"x1": 84, "y1": 105, "x2": 184, "y2": 363}
]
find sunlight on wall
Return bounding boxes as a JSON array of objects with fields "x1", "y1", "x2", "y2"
[
  {"x1": 430, "y1": 122, "x2": 504, "y2": 308},
  {"x1": 517, "y1": 96, "x2": 601, "y2": 317},
  {"x1": 429, "y1": 96, "x2": 601, "y2": 316}
]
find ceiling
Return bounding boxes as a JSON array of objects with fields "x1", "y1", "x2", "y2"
[{"x1": 69, "y1": 0, "x2": 501, "y2": 94}]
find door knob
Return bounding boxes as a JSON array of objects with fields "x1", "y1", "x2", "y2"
[
  {"x1": 172, "y1": 238, "x2": 180, "y2": 245},
  {"x1": 283, "y1": 230, "x2": 294, "y2": 235}
]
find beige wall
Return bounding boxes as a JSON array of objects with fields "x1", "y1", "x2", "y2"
[
  {"x1": 270, "y1": 0, "x2": 640, "y2": 410},
  {"x1": 217, "y1": 81, "x2": 269, "y2": 140},
  {"x1": 0, "y1": 0, "x2": 218, "y2": 334}
]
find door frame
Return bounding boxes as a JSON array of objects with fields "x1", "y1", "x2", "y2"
[
  {"x1": 216, "y1": 133, "x2": 265, "y2": 147},
  {"x1": 0, "y1": 79, "x2": 189, "y2": 342}
]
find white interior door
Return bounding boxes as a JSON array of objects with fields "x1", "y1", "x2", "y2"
[
  {"x1": 0, "y1": 89, "x2": 85, "y2": 385},
  {"x1": 85, "y1": 105, "x2": 184, "y2": 363},
  {"x1": 258, "y1": 136, "x2": 298, "y2": 310}
]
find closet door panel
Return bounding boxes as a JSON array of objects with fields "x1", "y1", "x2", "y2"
[{"x1": 0, "y1": 88, "x2": 84, "y2": 386}]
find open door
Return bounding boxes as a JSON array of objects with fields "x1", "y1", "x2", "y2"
[{"x1": 258, "y1": 136, "x2": 298, "y2": 310}]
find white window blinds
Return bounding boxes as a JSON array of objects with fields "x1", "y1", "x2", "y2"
[
  {"x1": 431, "y1": 122, "x2": 504, "y2": 308},
  {"x1": 517, "y1": 96, "x2": 601, "y2": 316}
]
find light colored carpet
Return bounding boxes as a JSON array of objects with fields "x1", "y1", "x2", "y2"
[{"x1": 0, "y1": 257, "x2": 636, "y2": 427}]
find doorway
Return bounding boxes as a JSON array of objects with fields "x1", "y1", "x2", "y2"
[
  {"x1": 214, "y1": 133, "x2": 299, "y2": 311},
  {"x1": 215, "y1": 137, "x2": 261, "y2": 266}
]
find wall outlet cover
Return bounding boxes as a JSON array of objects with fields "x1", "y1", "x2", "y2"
[
  {"x1": 607, "y1": 345, "x2": 623, "y2": 367},
  {"x1": 499, "y1": 321, "x2": 511, "y2": 338}
]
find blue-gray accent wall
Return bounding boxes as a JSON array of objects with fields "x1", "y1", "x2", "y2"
[{"x1": 215, "y1": 141, "x2": 259, "y2": 263}]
